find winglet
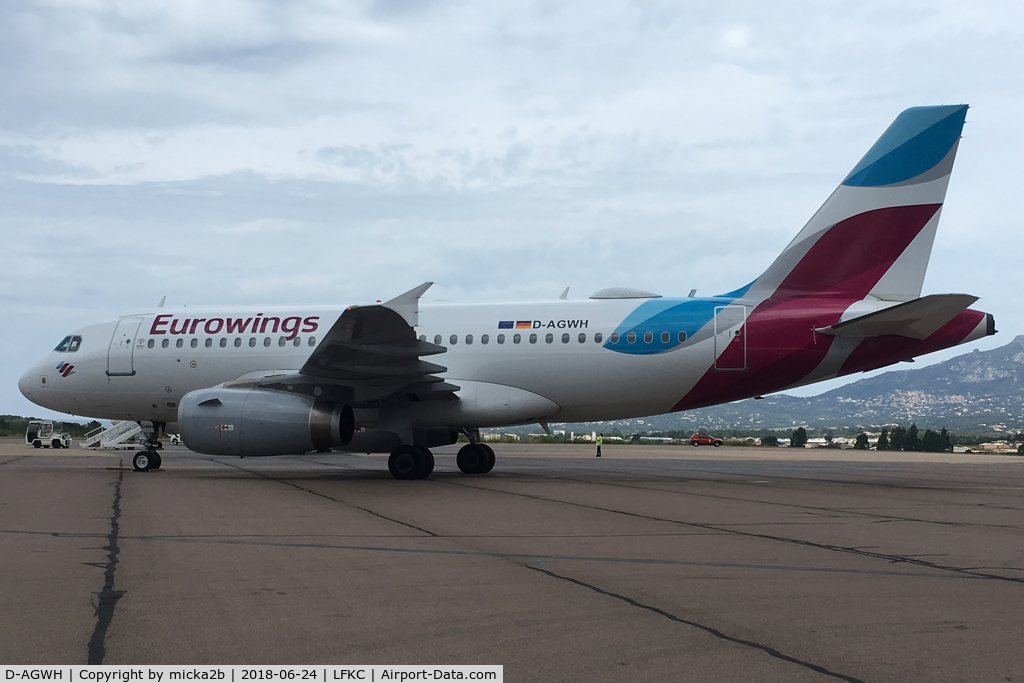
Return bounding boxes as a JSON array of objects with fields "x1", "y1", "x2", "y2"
[
  {"x1": 559, "y1": 287, "x2": 570, "y2": 300},
  {"x1": 383, "y1": 282, "x2": 433, "y2": 327}
]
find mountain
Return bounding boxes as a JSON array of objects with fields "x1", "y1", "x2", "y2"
[{"x1": 546, "y1": 335, "x2": 1024, "y2": 434}]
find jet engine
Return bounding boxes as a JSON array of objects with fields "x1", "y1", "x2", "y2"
[{"x1": 178, "y1": 387, "x2": 354, "y2": 456}]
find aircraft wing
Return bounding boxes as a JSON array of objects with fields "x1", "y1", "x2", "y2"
[
  {"x1": 229, "y1": 283, "x2": 458, "y2": 403},
  {"x1": 816, "y1": 294, "x2": 979, "y2": 340}
]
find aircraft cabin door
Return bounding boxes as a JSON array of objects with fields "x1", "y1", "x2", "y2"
[
  {"x1": 107, "y1": 317, "x2": 144, "y2": 377},
  {"x1": 714, "y1": 305, "x2": 747, "y2": 371}
]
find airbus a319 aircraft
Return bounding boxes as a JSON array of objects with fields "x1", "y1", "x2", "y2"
[{"x1": 20, "y1": 105, "x2": 995, "y2": 478}]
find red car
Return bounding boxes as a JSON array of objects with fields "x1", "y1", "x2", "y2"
[{"x1": 690, "y1": 432, "x2": 723, "y2": 447}]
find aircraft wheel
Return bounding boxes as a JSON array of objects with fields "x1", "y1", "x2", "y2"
[
  {"x1": 457, "y1": 444, "x2": 491, "y2": 474},
  {"x1": 479, "y1": 444, "x2": 495, "y2": 473},
  {"x1": 133, "y1": 451, "x2": 154, "y2": 472},
  {"x1": 388, "y1": 445, "x2": 426, "y2": 480},
  {"x1": 418, "y1": 447, "x2": 435, "y2": 478},
  {"x1": 150, "y1": 452, "x2": 162, "y2": 469},
  {"x1": 33, "y1": 440, "x2": 41, "y2": 449}
]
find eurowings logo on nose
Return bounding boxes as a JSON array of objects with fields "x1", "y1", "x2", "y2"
[{"x1": 55, "y1": 362, "x2": 75, "y2": 377}]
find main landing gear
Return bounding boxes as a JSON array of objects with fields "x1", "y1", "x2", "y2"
[
  {"x1": 386, "y1": 442, "x2": 496, "y2": 479},
  {"x1": 457, "y1": 443, "x2": 495, "y2": 475},
  {"x1": 132, "y1": 450, "x2": 162, "y2": 472},
  {"x1": 387, "y1": 445, "x2": 435, "y2": 480}
]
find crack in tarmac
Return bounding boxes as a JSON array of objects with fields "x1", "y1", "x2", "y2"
[
  {"x1": 86, "y1": 469, "x2": 125, "y2": 664},
  {"x1": 528, "y1": 565, "x2": 868, "y2": 683}
]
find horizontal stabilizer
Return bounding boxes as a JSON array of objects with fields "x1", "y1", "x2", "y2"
[{"x1": 816, "y1": 294, "x2": 978, "y2": 339}]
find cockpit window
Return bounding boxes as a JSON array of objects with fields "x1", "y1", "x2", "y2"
[{"x1": 55, "y1": 335, "x2": 83, "y2": 352}]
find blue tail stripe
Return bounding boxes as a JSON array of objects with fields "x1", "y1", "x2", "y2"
[{"x1": 842, "y1": 104, "x2": 967, "y2": 187}]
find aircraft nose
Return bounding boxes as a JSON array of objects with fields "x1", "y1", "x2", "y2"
[{"x1": 18, "y1": 367, "x2": 36, "y2": 400}]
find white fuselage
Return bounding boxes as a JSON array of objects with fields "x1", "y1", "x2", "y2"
[{"x1": 19, "y1": 298, "x2": 733, "y2": 427}]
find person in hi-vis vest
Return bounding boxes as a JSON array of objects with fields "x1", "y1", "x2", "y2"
[{"x1": 596, "y1": 433, "x2": 603, "y2": 458}]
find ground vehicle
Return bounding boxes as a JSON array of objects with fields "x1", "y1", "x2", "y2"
[
  {"x1": 25, "y1": 421, "x2": 72, "y2": 449},
  {"x1": 690, "y1": 432, "x2": 723, "y2": 447},
  {"x1": 168, "y1": 434, "x2": 181, "y2": 446}
]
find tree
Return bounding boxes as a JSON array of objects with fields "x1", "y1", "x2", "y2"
[
  {"x1": 922, "y1": 429, "x2": 944, "y2": 452},
  {"x1": 941, "y1": 428, "x2": 952, "y2": 453},
  {"x1": 904, "y1": 424, "x2": 922, "y2": 452},
  {"x1": 824, "y1": 430, "x2": 834, "y2": 444},
  {"x1": 877, "y1": 428, "x2": 889, "y2": 451},
  {"x1": 761, "y1": 435, "x2": 778, "y2": 447},
  {"x1": 889, "y1": 426, "x2": 907, "y2": 452},
  {"x1": 791, "y1": 427, "x2": 808, "y2": 448},
  {"x1": 854, "y1": 433, "x2": 869, "y2": 450}
]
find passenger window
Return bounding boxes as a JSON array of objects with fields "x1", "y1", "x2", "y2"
[
  {"x1": 147, "y1": 339, "x2": 155, "y2": 348},
  {"x1": 220, "y1": 338, "x2": 227, "y2": 348},
  {"x1": 627, "y1": 332, "x2": 636, "y2": 344},
  {"x1": 450, "y1": 334, "x2": 458, "y2": 345},
  {"x1": 308, "y1": 336, "x2": 316, "y2": 346},
  {"x1": 249, "y1": 338, "x2": 256, "y2": 348},
  {"x1": 644, "y1": 332, "x2": 653, "y2": 343},
  {"x1": 293, "y1": 337, "x2": 301, "y2": 347},
  {"x1": 191, "y1": 338, "x2": 198, "y2": 348},
  {"x1": 419, "y1": 335, "x2": 426, "y2": 342},
  {"x1": 513, "y1": 334, "x2": 521, "y2": 344},
  {"x1": 278, "y1": 337, "x2": 286, "y2": 347},
  {"x1": 562, "y1": 333, "x2": 570, "y2": 344},
  {"x1": 545, "y1": 333, "x2": 553, "y2": 344},
  {"x1": 162, "y1": 339, "x2": 170, "y2": 349},
  {"x1": 264, "y1": 337, "x2": 271, "y2": 347},
  {"x1": 234, "y1": 338, "x2": 242, "y2": 347},
  {"x1": 661, "y1": 331, "x2": 669, "y2": 343},
  {"x1": 434, "y1": 335, "x2": 442, "y2": 345},
  {"x1": 578, "y1": 333, "x2": 586, "y2": 343},
  {"x1": 497, "y1": 334, "x2": 505, "y2": 344},
  {"x1": 68, "y1": 336, "x2": 82, "y2": 352},
  {"x1": 529, "y1": 334, "x2": 538, "y2": 344},
  {"x1": 481, "y1": 334, "x2": 489, "y2": 345},
  {"x1": 54, "y1": 336, "x2": 72, "y2": 352},
  {"x1": 466, "y1": 334, "x2": 474, "y2": 345},
  {"x1": 176, "y1": 339, "x2": 183, "y2": 349},
  {"x1": 205, "y1": 338, "x2": 213, "y2": 348},
  {"x1": 678, "y1": 331, "x2": 687, "y2": 343},
  {"x1": 595, "y1": 333, "x2": 603, "y2": 343},
  {"x1": 610, "y1": 333, "x2": 619, "y2": 343}
]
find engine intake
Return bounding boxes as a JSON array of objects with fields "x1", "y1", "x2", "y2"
[{"x1": 179, "y1": 388, "x2": 354, "y2": 456}]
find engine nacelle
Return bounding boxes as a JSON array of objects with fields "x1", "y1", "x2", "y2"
[{"x1": 179, "y1": 388, "x2": 354, "y2": 456}]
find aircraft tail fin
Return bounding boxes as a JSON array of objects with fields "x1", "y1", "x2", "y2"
[{"x1": 746, "y1": 105, "x2": 968, "y2": 302}]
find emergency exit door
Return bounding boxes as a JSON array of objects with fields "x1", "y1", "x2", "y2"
[
  {"x1": 714, "y1": 305, "x2": 747, "y2": 371},
  {"x1": 107, "y1": 317, "x2": 143, "y2": 376}
]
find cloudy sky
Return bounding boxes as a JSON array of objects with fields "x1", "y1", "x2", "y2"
[{"x1": 3, "y1": 0, "x2": 1022, "y2": 418}]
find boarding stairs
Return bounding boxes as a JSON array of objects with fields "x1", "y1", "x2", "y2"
[{"x1": 81, "y1": 420, "x2": 154, "y2": 449}]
